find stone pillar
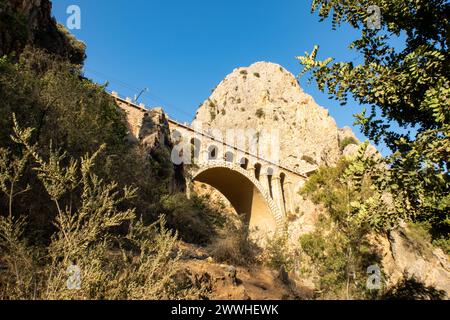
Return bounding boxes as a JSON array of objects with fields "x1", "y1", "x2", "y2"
[
  {"x1": 200, "y1": 149, "x2": 209, "y2": 165},
  {"x1": 259, "y1": 172, "x2": 271, "y2": 196},
  {"x1": 272, "y1": 176, "x2": 286, "y2": 216},
  {"x1": 248, "y1": 164, "x2": 256, "y2": 178},
  {"x1": 215, "y1": 145, "x2": 223, "y2": 162},
  {"x1": 284, "y1": 180, "x2": 295, "y2": 214}
]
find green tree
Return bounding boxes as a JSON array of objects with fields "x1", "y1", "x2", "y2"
[
  {"x1": 297, "y1": 0, "x2": 449, "y2": 243},
  {"x1": 299, "y1": 148, "x2": 382, "y2": 299}
]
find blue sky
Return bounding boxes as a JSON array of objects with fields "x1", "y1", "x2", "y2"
[{"x1": 52, "y1": 0, "x2": 387, "y2": 153}]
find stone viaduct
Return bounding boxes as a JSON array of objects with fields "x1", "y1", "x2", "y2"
[{"x1": 112, "y1": 92, "x2": 309, "y2": 236}]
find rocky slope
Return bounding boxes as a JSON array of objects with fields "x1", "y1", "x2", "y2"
[
  {"x1": 193, "y1": 61, "x2": 358, "y2": 172},
  {"x1": 378, "y1": 228, "x2": 450, "y2": 294},
  {"x1": 177, "y1": 242, "x2": 314, "y2": 300}
]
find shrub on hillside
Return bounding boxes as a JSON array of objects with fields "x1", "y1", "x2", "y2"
[
  {"x1": 0, "y1": 48, "x2": 178, "y2": 241},
  {"x1": 208, "y1": 224, "x2": 259, "y2": 267},
  {"x1": 0, "y1": 49, "x2": 131, "y2": 236},
  {"x1": 298, "y1": 214, "x2": 381, "y2": 299},
  {"x1": 263, "y1": 231, "x2": 296, "y2": 272},
  {"x1": 255, "y1": 108, "x2": 265, "y2": 118},
  {"x1": 0, "y1": 118, "x2": 198, "y2": 299},
  {"x1": 159, "y1": 193, "x2": 228, "y2": 245},
  {"x1": 339, "y1": 136, "x2": 359, "y2": 151}
]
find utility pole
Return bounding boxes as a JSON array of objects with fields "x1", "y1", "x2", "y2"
[{"x1": 134, "y1": 87, "x2": 148, "y2": 103}]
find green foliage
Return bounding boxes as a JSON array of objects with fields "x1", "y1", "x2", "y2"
[
  {"x1": 301, "y1": 157, "x2": 369, "y2": 226},
  {"x1": 340, "y1": 136, "x2": 358, "y2": 151},
  {"x1": 0, "y1": 49, "x2": 127, "y2": 159},
  {"x1": 406, "y1": 221, "x2": 450, "y2": 255},
  {"x1": 159, "y1": 193, "x2": 227, "y2": 245},
  {"x1": 301, "y1": 155, "x2": 317, "y2": 165},
  {"x1": 298, "y1": 0, "x2": 450, "y2": 241},
  {"x1": 300, "y1": 154, "x2": 383, "y2": 298},
  {"x1": 432, "y1": 238, "x2": 450, "y2": 256},
  {"x1": 0, "y1": 119, "x2": 197, "y2": 299},
  {"x1": 299, "y1": 212, "x2": 383, "y2": 299},
  {"x1": 0, "y1": 213, "x2": 38, "y2": 299},
  {"x1": 0, "y1": 49, "x2": 146, "y2": 236},
  {"x1": 56, "y1": 23, "x2": 87, "y2": 65},
  {"x1": 208, "y1": 224, "x2": 259, "y2": 267},
  {"x1": 255, "y1": 108, "x2": 265, "y2": 119},
  {"x1": 263, "y1": 231, "x2": 296, "y2": 272}
]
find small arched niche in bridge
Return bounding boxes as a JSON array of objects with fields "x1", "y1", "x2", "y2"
[
  {"x1": 254, "y1": 163, "x2": 262, "y2": 181},
  {"x1": 266, "y1": 167, "x2": 274, "y2": 199},
  {"x1": 280, "y1": 172, "x2": 287, "y2": 214},
  {"x1": 192, "y1": 165, "x2": 278, "y2": 238},
  {"x1": 240, "y1": 157, "x2": 249, "y2": 169},
  {"x1": 224, "y1": 151, "x2": 234, "y2": 163},
  {"x1": 208, "y1": 145, "x2": 218, "y2": 160}
]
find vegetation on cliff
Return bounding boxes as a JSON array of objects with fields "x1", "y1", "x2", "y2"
[{"x1": 298, "y1": 0, "x2": 449, "y2": 258}]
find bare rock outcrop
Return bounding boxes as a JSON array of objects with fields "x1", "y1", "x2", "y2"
[
  {"x1": 193, "y1": 61, "x2": 352, "y2": 172},
  {"x1": 383, "y1": 229, "x2": 450, "y2": 295},
  {"x1": 0, "y1": 0, "x2": 86, "y2": 64}
]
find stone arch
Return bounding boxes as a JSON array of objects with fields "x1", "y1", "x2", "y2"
[{"x1": 191, "y1": 162, "x2": 283, "y2": 236}]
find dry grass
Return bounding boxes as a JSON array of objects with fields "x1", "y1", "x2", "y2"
[{"x1": 208, "y1": 226, "x2": 259, "y2": 267}]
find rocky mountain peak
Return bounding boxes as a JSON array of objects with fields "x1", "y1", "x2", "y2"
[{"x1": 193, "y1": 61, "x2": 354, "y2": 171}]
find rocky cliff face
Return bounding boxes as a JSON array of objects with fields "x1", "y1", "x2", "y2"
[
  {"x1": 193, "y1": 62, "x2": 355, "y2": 172},
  {"x1": 0, "y1": 0, "x2": 85, "y2": 64}
]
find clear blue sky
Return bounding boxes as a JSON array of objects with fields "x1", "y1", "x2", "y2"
[{"x1": 52, "y1": 0, "x2": 387, "y2": 153}]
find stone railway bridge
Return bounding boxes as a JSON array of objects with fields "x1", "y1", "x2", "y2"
[{"x1": 113, "y1": 92, "x2": 309, "y2": 236}]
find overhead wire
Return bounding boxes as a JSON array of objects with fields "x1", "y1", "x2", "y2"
[{"x1": 82, "y1": 66, "x2": 196, "y2": 121}]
